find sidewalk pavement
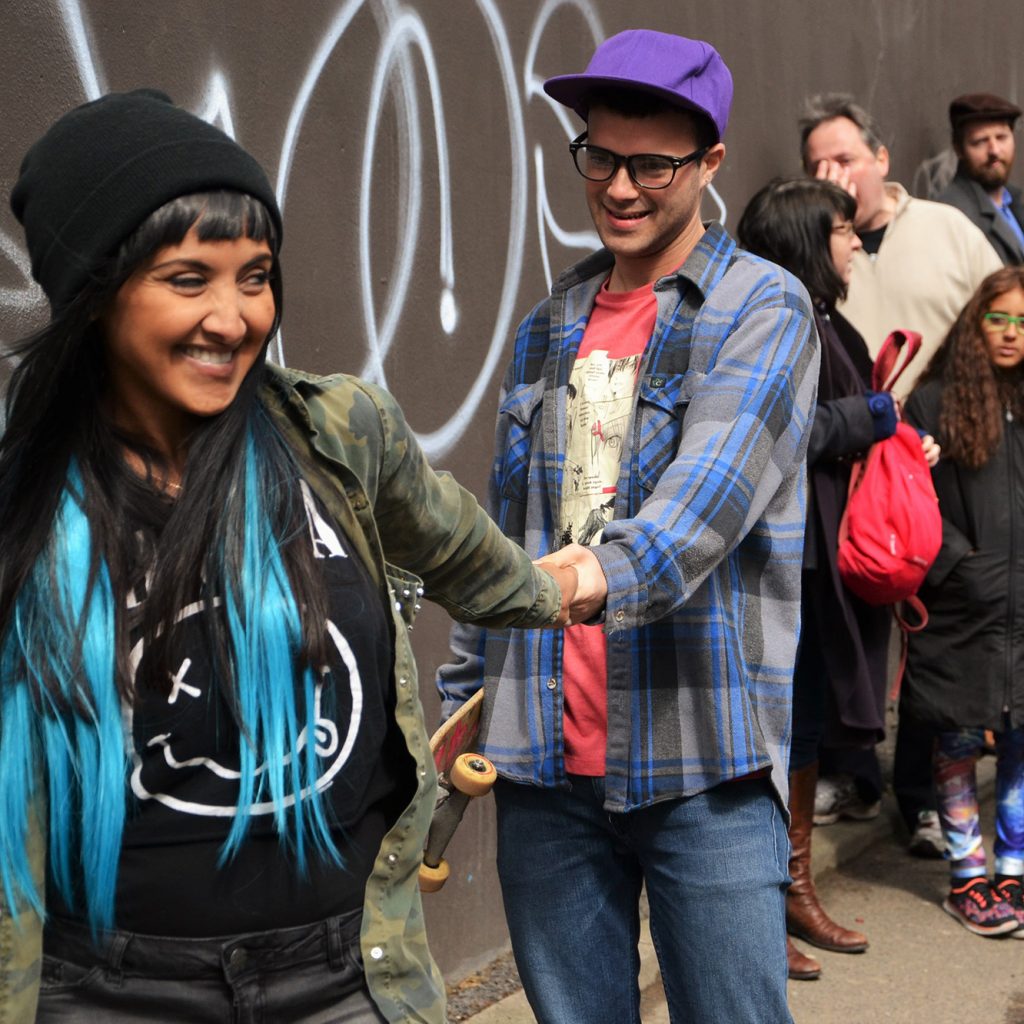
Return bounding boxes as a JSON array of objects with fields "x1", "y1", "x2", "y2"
[{"x1": 465, "y1": 760, "x2": 995, "y2": 1023}]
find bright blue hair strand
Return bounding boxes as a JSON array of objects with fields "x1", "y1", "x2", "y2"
[{"x1": 0, "y1": 442, "x2": 342, "y2": 933}]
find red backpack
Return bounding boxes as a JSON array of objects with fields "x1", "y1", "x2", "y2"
[{"x1": 836, "y1": 330, "x2": 942, "y2": 609}]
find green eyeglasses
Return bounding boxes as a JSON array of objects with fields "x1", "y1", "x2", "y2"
[{"x1": 983, "y1": 312, "x2": 1024, "y2": 331}]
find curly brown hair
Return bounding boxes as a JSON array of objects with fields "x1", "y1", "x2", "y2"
[{"x1": 919, "y1": 266, "x2": 1024, "y2": 469}]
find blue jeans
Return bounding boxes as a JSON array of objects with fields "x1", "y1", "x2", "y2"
[{"x1": 495, "y1": 774, "x2": 792, "y2": 1024}]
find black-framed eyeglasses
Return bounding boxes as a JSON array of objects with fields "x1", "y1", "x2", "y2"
[{"x1": 569, "y1": 131, "x2": 709, "y2": 190}]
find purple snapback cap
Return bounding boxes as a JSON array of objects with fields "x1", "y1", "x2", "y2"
[{"x1": 543, "y1": 29, "x2": 733, "y2": 141}]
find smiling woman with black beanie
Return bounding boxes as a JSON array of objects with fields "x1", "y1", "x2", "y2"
[{"x1": 0, "y1": 90, "x2": 584, "y2": 1023}]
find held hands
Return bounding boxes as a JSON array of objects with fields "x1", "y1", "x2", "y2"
[
  {"x1": 536, "y1": 543, "x2": 609, "y2": 626},
  {"x1": 543, "y1": 562, "x2": 578, "y2": 627}
]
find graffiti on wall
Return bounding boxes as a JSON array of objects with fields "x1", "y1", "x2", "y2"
[{"x1": 1, "y1": 0, "x2": 727, "y2": 459}]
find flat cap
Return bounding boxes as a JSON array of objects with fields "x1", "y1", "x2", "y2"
[{"x1": 949, "y1": 92, "x2": 1021, "y2": 132}]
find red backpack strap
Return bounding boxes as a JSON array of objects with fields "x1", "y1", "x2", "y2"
[
  {"x1": 888, "y1": 596, "x2": 929, "y2": 702},
  {"x1": 836, "y1": 456, "x2": 866, "y2": 551},
  {"x1": 873, "y1": 330, "x2": 923, "y2": 393}
]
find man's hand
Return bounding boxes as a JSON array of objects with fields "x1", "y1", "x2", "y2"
[
  {"x1": 535, "y1": 543, "x2": 608, "y2": 625},
  {"x1": 814, "y1": 158, "x2": 857, "y2": 203}
]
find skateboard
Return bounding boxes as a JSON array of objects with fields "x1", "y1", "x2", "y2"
[{"x1": 419, "y1": 688, "x2": 497, "y2": 893}]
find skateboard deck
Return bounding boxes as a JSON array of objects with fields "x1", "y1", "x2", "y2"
[{"x1": 419, "y1": 688, "x2": 496, "y2": 892}]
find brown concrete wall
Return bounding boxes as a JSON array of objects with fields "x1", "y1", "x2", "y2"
[{"x1": 2, "y1": 0, "x2": 1022, "y2": 983}]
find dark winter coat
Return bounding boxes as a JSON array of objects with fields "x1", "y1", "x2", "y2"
[
  {"x1": 936, "y1": 170, "x2": 1024, "y2": 267},
  {"x1": 903, "y1": 378, "x2": 1024, "y2": 730},
  {"x1": 801, "y1": 309, "x2": 893, "y2": 746}
]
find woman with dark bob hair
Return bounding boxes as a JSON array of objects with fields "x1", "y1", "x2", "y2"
[
  {"x1": 0, "y1": 91, "x2": 598, "y2": 1022},
  {"x1": 739, "y1": 177, "x2": 939, "y2": 980},
  {"x1": 902, "y1": 266, "x2": 1024, "y2": 938}
]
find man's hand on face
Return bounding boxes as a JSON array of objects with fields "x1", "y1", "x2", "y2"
[
  {"x1": 814, "y1": 158, "x2": 859, "y2": 203},
  {"x1": 535, "y1": 544, "x2": 608, "y2": 625}
]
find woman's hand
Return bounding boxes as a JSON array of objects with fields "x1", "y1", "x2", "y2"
[
  {"x1": 535, "y1": 544, "x2": 608, "y2": 625},
  {"x1": 543, "y1": 562, "x2": 578, "y2": 627},
  {"x1": 920, "y1": 433, "x2": 941, "y2": 467}
]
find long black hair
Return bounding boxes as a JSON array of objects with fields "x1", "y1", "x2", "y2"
[
  {"x1": 2, "y1": 189, "x2": 331, "y2": 701},
  {"x1": 737, "y1": 177, "x2": 857, "y2": 308},
  {"x1": 0, "y1": 192, "x2": 339, "y2": 927}
]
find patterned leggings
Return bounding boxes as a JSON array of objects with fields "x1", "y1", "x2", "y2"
[{"x1": 934, "y1": 726, "x2": 1024, "y2": 879}]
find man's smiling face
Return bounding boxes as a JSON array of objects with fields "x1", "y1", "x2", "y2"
[{"x1": 583, "y1": 104, "x2": 723, "y2": 290}]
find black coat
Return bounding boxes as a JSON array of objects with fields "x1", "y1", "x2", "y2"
[
  {"x1": 801, "y1": 310, "x2": 892, "y2": 745},
  {"x1": 936, "y1": 170, "x2": 1024, "y2": 266},
  {"x1": 903, "y1": 379, "x2": 1024, "y2": 730}
]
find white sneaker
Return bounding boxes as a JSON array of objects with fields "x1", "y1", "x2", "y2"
[
  {"x1": 813, "y1": 774, "x2": 881, "y2": 826},
  {"x1": 908, "y1": 810, "x2": 945, "y2": 858}
]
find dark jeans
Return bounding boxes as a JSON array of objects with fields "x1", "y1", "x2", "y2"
[
  {"x1": 819, "y1": 744, "x2": 884, "y2": 804},
  {"x1": 494, "y1": 774, "x2": 792, "y2": 1024},
  {"x1": 893, "y1": 702, "x2": 939, "y2": 830},
  {"x1": 791, "y1": 592, "x2": 828, "y2": 772},
  {"x1": 37, "y1": 908, "x2": 386, "y2": 1024}
]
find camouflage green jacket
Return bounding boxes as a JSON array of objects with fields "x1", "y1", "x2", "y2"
[{"x1": 0, "y1": 365, "x2": 563, "y2": 1024}]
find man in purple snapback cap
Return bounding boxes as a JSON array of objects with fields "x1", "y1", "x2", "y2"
[{"x1": 439, "y1": 29, "x2": 816, "y2": 1023}]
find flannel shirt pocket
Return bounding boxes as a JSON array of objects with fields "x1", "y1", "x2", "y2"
[
  {"x1": 635, "y1": 373, "x2": 689, "y2": 494},
  {"x1": 498, "y1": 379, "x2": 545, "y2": 503}
]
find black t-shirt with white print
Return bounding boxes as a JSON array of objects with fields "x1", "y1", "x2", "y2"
[{"x1": 54, "y1": 484, "x2": 409, "y2": 937}]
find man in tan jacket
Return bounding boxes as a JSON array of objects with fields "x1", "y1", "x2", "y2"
[
  {"x1": 799, "y1": 92, "x2": 1001, "y2": 863},
  {"x1": 801, "y1": 93, "x2": 1001, "y2": 399}
]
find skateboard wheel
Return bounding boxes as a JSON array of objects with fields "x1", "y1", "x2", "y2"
[
  {"x1": 450, "y1": 753, "x2": 497, "y2": 797},
  {"x1": 419, "y1": 858, "x2": 450, "y2": 893}
]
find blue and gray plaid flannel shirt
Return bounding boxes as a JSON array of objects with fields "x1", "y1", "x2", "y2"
[{"x1": 438, "y1": 223, "x2": 819, "y2": 813}]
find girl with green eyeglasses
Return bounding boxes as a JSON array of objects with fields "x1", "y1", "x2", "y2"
[{"x1": 902, "y1": 266, "x2": 1024, "y2": 938}]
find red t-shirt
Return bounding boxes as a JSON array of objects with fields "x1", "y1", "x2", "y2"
[{"x1": 562, "y1": 280, "x2": 657, "y2": 775}]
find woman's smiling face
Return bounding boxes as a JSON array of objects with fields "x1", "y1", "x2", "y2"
[{"x1": 100, "y1": 224, "x2": 276, "y2": 455}]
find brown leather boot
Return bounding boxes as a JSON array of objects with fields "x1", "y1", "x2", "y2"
[
  {"x1": 786, "y1": 761, "x2": 869, "y2": 953},
  {"x1": 787, "y1": 936, "x2": 821, "y2": 980}
]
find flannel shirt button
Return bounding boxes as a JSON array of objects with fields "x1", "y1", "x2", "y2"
[
  {"x1": 546, "y1": 677, "x2": 557, "y2": 690},
  {"x1": 614, "y1": 609, "x2": 625, "y2": 622},
  {"x1": 398, "y1": 677, "x2": 409, "y2": 687},
  {"x1": 370, "y1": 946, "x2": 384, "y2": 960},
  {"x1": 386, "y1": 853, "x2": 398, "y2": 865}
]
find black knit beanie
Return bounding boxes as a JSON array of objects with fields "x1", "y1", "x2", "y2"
[{"x1": 10, "y1": 88, "x2": 283, "y2": 312}]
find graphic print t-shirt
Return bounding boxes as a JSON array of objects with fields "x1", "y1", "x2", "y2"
[
  {"x1": 561, "y1": 280, "x2": 656, "y2": 775},
  {"x1": 60, "y1": 484, "x2": 408, "y2": 936}
]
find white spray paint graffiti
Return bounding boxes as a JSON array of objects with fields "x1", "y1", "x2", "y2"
[
  {"x1": 525, "y1": 0, "x2": 604, "y2": 291},
  {"x1": 58, "y1": 0, "x2": 104, "y2": 100},
  {"x1": 2, "y1": 0, "x2": 730, "y2": 459},
  {"x1": 0, "y1": 230, "x2": 41, "y2": 314},
  {"x1": 358, "y1": 8, "x2": 455, "y2": 386}
]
